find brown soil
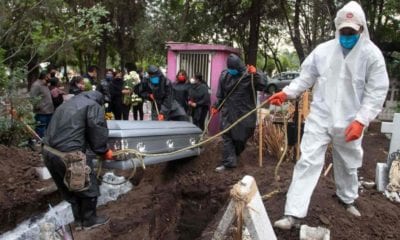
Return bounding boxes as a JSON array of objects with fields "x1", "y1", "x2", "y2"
[
  {"x1": 0, "y1": 145, "x2": 60, "y2": 234},
  {"x1": 2, "y1": 122, "x2": 399, "y2": 239}
]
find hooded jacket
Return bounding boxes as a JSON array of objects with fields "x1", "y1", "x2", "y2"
[
  {"x1": 215, "y1": 54, "x2": 268, "y2": 142},
  {"x1": 140, "y1": 68, "x2": 186, "y2": 119},
  {"x1": 43, "y1": 91, "x2": 108, "y2": 154},
  {"x1": 283, "y1": 1, "x2": 389, "y2": 129}
]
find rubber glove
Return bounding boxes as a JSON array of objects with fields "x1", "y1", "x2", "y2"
[
  {"x1": 103, "y1": 149, "x2": 114, "y2": 160},
  {"x1": 267, "y1": 92, "x2": 287, "y2": 106},
  {"x1": 345, "y1": 120, "x2": 364, "y2": 142},
  {"x1": 149, "y1": 93, "x2": 154, "y2": 101},
  {"x1": 188, "y1": 100, "x2": 196, "y2": 107},
  {"x1": 158, "y1": 114, "x2": 165, "y2": 121},
  {"x1": 247, "y1": 65, "x2": 256, "y2": 74},
  {"x1": 211, "y1": 106, "x2": 219, "y2": 115}
]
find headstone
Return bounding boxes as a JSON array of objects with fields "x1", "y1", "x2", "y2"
[
  {"x1": 381, "y1": 113, "x2": 400, "y2": 165},
  {"x1": 377, "y1": 113, "x2": 400, "y2": 192},
  {"x1": 212, "y1": 175, "x2": 277, "y2": 240}
]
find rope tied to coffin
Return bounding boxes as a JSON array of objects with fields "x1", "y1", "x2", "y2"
[{"x1": 230, "y1": 180, "x2": 258, "y2": 240}]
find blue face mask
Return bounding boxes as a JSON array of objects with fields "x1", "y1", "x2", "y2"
[
  {"x1": 339, "y1": 34, "x2": 360, "y2": 49},
  {"x1": 227, "y1": 68, "x2": 239, "y2": 76},
  {"x1": 150, "y1": 76, "x2": 160, "y2": 85}
]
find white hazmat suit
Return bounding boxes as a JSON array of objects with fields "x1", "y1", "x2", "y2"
[{"x1": 281, "y1": 1, "x2": 389, "y2": 219}]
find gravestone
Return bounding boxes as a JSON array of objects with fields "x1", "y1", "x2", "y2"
[{"x1": 377, "y1": 113, "x2": 400, "y2": 192}]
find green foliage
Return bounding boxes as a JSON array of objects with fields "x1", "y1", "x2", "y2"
[{"x1": 0, "y1": 52, "x2": 34, "y2": 146}]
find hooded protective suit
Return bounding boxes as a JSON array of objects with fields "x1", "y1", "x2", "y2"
[
  {"x1": 215, "y1": 54, "x2": 268, "y2": 167},
  {"x1": 140, "y1": 66, "x2": 187, "y2": 121},
  {"x1": 282, "y1": 1, "x2": 389, "y2": 218}
]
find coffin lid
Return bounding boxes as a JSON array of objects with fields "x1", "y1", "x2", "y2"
[{"x1": 107, "y1": 120, "x2": 202, "y2": 138}]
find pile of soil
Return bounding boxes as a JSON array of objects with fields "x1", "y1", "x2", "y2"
[
  {"x1": 0, "y1": 145, "x2": 59, "y2": 234},
  {"x1": 2, "y1": 122, "x2": 399, "y2": 239}
]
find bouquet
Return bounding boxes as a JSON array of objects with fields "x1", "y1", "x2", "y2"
[{"x1": 122, "y1": 71, "x2": 141, "y2": 105}]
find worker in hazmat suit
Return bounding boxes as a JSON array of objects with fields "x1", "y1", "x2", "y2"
[
  {"x1": 212, "y1": 54, "x2": 268, "y2": 172},
  {"x1": 42, "y1": 91, "x2": 114, "y2": 230},
  {"x1": 140, "y1": 65, "x2": 188, "y2": 121},
  {"x1": 269, "y1": 1, "x2": 389, "y2": 229}
]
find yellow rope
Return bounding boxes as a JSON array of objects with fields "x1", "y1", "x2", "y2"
[{"x1": 262, "y1": 106, "x2": 289, "y2": 199}]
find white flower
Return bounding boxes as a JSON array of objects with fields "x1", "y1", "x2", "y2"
[{"x1": 124, "y1": 71, "x2": 140, "y2": 85}]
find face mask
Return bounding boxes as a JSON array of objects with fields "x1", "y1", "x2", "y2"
[
  {"x1": 106, "y1": 74, "x2": 113, "y2": 80},
  {"x1": 227, "y1": 68, "x2": 239, "y2": 76},
  {"x1": 150, "y1": 76, "x2": 160, "y2": 85},
  {"x1": 177, "y1": 75, "x2": 186, "y2": 82},
  {"x1": 190, "y1": 78, "x2": 196, "y2": 84},
  {"x1": 339, "y1": 34, "x2": 360, "y2": 49}
]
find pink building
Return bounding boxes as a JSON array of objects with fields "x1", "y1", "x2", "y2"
[{"x1": 166, "y1": 41, "x2": 240, "y2": 134}]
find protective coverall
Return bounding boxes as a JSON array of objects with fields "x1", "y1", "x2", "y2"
[
  {"x1": 214, "y1": 54, "x2": 268, "y2": 168},
  {"x1": 140, "y1": 67, "x2": 187, "y2": 121},
  {"x1": 42, "y1": 91, "x2": 110, "y2": 229},
  {"x1": 280, "y1": 1, "x2": 389, "y2": 219}
]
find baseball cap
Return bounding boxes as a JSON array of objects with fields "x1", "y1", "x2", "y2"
[{"x1": 336, "y1": 11, "x2": 362, "y2": 31}]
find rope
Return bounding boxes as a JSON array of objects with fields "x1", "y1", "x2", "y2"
[
  {"x1": 230, "y1": 180, "x2": 258, "y2": 240},
  {"x1": 96, "y1": 149, "x2": 146, "y2": 185},
  {"x1": 200, "y1": 73, "x2": 247, "y2": 139},
  {"x1": 262, "y1": 106, "x2": 289, "y2": 199}
]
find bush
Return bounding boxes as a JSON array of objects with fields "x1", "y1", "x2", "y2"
[{"x1": 0, "y1": 50, "x2": 35, "y2": 146}]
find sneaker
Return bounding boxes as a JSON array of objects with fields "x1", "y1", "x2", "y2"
[
  {"x1": 74, "y1": 221, "x2": 82, "y2": 231},
  {"x1": 346, "y1": 204, "x2": 361, "y2": 217},
  {"x1": 215, "y1": 165, "x2": 226, "y2": 172},
  {"x1": 83, "y1": 216, "x2": 110, "y2": 230},
  {"x1": 274, "y1": 215, "x2": 300, "y2": 230}
]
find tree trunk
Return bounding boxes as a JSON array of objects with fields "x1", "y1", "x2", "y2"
[
  {"x1": 98, "y1": 36, "x2": 108, "y2": 80},
  {"x1": 293, "y1": 0, "x2": 305, "y2": 62},
  {"x1": 27, "y1": 55, "x2": 39, "y2": 91},
  {"x1": 246, "y1": 0, "x2": 262, "y2": 65}
]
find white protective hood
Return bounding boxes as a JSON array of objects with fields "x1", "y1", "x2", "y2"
[{"x1": 334, "y1": 1, "x2": 370, "y2": 39}]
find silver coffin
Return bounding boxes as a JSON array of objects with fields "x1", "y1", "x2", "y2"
[{"x1": 95, "y1": 120, "x2": 203, "y2": 169}]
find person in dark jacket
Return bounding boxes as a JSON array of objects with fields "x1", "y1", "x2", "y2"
[
  {"x1": 96, "y1": 69, "x2": 113, "y2": 109},
  {"x1": 69, "y1": 76, "x2": 85, "y2": 95},
  {"x1": 188, "y1": 73, "x2": 210, "y2": 130},
  {"x1": 42, "y1": 91, "x2": 113, "y2": 230},
  {"x1": 212, "y1": 54, "x2": 268, "y2": 172},
  {"x1": 140, "y1": 65, "x2": 187, "y2": 121},
  {"x1": 82, "y1": 65, "x2": 98, "y2": 86},
  {"x1": 173, "y1": 69, "x2": 190, "y2": 112},
  {"x1": 109, "y1": 70, "x2": 130, "y2": 120},
  {"x1": 49, "y1": 77, "x2": 65, "y2": 109}
]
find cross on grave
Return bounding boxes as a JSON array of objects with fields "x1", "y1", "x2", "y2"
[
  {"x1": 212, "y1": 175, "x2": 277, "y2": 240},
  {"x1": 376, "y1": 113, "x2": 400, "y2": 192},
  {"x1": 381, "y1": 113, "x2": 400, "y2": 165}
]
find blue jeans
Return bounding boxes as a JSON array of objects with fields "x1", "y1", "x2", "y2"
[{"x1": 34, "y1": 114, "x2": 52, "y2": 138}]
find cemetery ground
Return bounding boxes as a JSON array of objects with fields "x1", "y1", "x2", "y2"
[{"x1": 1, "y1": 122, "x2": 399, "y2": 239}]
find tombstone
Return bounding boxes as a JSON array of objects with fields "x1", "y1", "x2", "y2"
[
  {"x1": 212, "y1": 175, "x2": 277, "y2": 240},
  {"x1": 377, "y1": 113, "x2": 400, "y2": 192}
]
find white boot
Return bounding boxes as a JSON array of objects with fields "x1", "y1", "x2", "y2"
[
  {"x1": 346, "y1": 204, "x2": 361, "y2": 217},
  {"x1": 274, "y1": 216, "x2": 299, "y2": 230}
]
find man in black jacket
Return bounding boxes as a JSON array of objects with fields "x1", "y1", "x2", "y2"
[
  {"x1": 140, "y1": 65, "x2": 187, "y2": 121},
  {"x1": 212, "y1": 54, "x2": 268, "y2": 172},
  {"x1": 42, "y1": 91, "x2": 113, "y2": 230}
]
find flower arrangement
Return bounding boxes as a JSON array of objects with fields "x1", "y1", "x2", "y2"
[
  {"x1": 124, "y1": 71, "x2": 140, "y2": 86},
  {"x1": 122, "y1": 71, "x2": 141, "y2": 105}
]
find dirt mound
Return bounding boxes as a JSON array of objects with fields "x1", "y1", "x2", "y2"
[
  {"x1": 2, "y1": 122, "x2": 400, "y2": 239},
  {"x1": 0, "y1": 145, "x2": 60, "y2": 234}
]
